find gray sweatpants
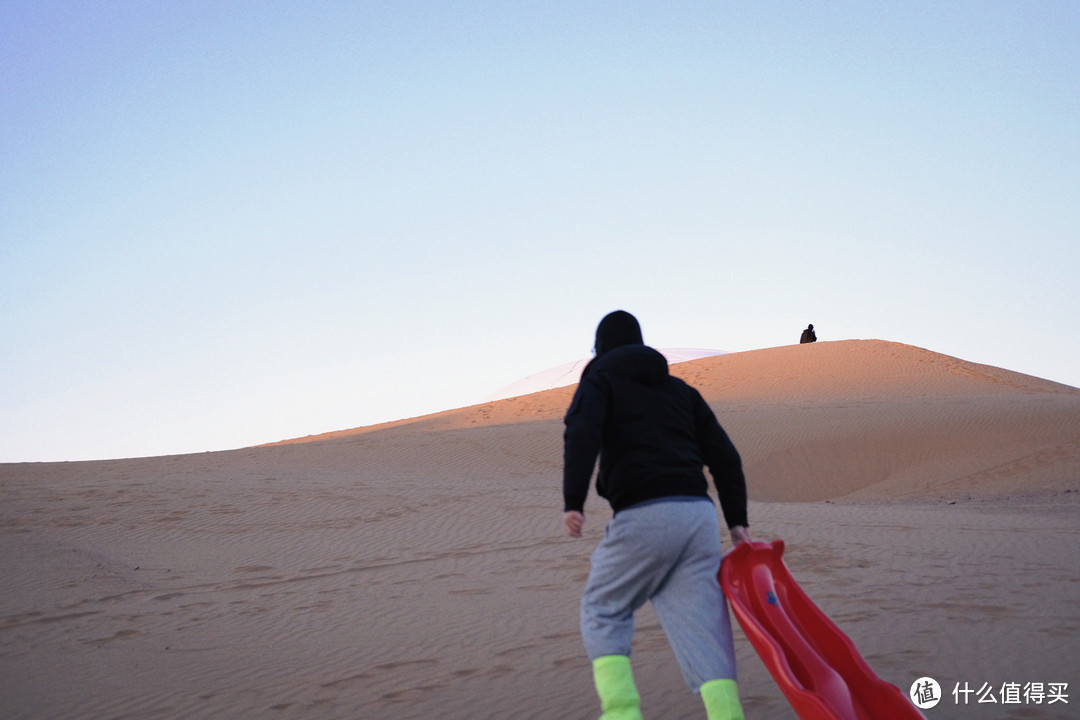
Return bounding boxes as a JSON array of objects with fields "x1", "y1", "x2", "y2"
[{"x1": 580, "y1": 497, "x2": 737, "y2": 692}]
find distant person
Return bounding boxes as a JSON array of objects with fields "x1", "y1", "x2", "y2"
[
  {"x1": 562, "y1": 310, "x2": 752, "y2": 720},
  {"x1": 800, "y1": 324, "x2": 817, "y2": 344}
]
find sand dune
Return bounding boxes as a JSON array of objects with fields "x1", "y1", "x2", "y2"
[
  {"x1": 480, "y1": 348, "x2": 727, "y2": 402},
  {"x1": 2, "y1": 340, "x2": 1078, "y2": 719},
  {"x1": 270, "y1": 339, "x2": 1080, "y2": 503}
]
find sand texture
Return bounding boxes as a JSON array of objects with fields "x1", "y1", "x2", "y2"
[{"x1": 2, "y1": 340, "x2": 1078, "y2": 719}]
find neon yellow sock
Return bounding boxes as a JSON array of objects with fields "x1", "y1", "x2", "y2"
[
  {"x1": 700, "y1": 679, "x2": 744, "y2": 720},
  {"x1": 592, "y1": 655, "x2": 644, "y2": 720}
]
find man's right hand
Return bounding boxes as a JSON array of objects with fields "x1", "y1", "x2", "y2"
[{"x1": 564, "y1": 511, "x2": 585, "y2": 538}]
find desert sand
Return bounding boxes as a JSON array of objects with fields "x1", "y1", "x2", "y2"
[{"x1": 2, "y1": 340, "x2": 1078, "y2": 720}]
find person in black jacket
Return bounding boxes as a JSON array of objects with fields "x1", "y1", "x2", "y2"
[
  {"x1": 563, "y1": 310, "x2": 751, "y2": 720},
  {"x1": 800, "y1": 324, "x2": 817, "y2": 343}
]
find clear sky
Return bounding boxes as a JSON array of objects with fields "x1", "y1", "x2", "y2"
[{"x1": 3, "y1": 2, "x2": 1078, "y2": 462}]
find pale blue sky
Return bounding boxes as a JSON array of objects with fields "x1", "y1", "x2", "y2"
[{"x1": 3, "y1": 2, "x2": 1078, "y2": 462}]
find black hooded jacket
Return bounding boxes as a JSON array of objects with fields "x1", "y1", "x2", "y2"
[{"x1": 562, "y1": 343, "x2": 749, "y2": 529}]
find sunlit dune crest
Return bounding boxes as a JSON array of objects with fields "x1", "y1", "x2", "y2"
[
  {"x1": 265, "y1": 339, "x2": 1079, "y2": 503},
  {"x1": 480, "y1": 348, "x2": 728, "y2": 402}
]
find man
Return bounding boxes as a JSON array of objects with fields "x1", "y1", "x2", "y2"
[
  {"x1": 800, "y1": 324, "x2": 817, "y2": 343},
  {"x1": 563, "y1": 310, "x2": 751, "y2": 720}
]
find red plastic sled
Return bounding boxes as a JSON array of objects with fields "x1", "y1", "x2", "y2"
[{"x1": 720, "y1": 540, "x2": 925, "y2": 720}]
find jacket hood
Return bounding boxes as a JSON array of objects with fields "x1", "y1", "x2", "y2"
[
  {"x1": 592, "y1": 344, "x2": 669, "y2": 386},
  {"x1": 594, "y1": 310, "x2": 643, "y2": 357}
]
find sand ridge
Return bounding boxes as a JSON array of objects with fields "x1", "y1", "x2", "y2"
[
  {"x1": 1, "y1": 339, "x2": 1078, "y2": 719},
  {"x1": 267, "y1": 340, "x2": 1080, "y2": 502}
]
